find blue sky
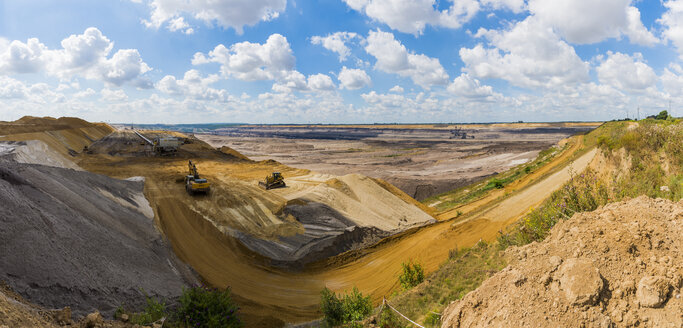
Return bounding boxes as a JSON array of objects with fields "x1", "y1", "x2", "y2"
[{"x1": 1, "y1": 0, "x2": 682, "y2": 123}]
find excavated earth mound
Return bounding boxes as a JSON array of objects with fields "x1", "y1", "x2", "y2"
[
  {"x1": 442, "y1": 196, "x2": 682, "y2": 328},
  {"x1": 0, "y1": 157, "x2": 198, "y2": 318}
]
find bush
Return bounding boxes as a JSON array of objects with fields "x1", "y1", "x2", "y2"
[
  {"x1": 399, "y1": 261, "x2": 424, "y2": 289},
  {"x1": 320, "y1": 287, "x2": 372, "y2": 327},
  {"x1": 130, "y1": 294, "x2": 167, "y2": 325},
  {"x1": 656, "y1": 110, "x2": 669, "y2": 120},
  {"x1": 177, "y1": 286, "x2": 242, "y2": 328}
]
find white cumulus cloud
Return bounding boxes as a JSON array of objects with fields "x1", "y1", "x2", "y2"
[
  {"x1": 338, "y1": 66, "x2": 371, "y2": 90},
  {"x1": 447, "y1": 73, "x2": 501, "y2": 99},
  {"x1": 343, "y1": 0, "x2": 480, "y2": 35},
  {"x1": 459, "y1": 17, "x2": 589, "y2": 89},
  {"x1": 365, "y1": 29, "x2": 448, "y2": 89},
  {"x1": 0, "y1": 27, "x2": 151, "y2": 87},
  {"x1": 193, "y1": 34, "x2": 295, "y2": 81},
  {"x1": 311, "y1": 32, "x2": 359, "y2": 61},
  {"x1": 528, "y1": 0, "x2": 658, "y2": 45},
  {"x1": 659, "y1": 0, "x2": 683, "y2": 57},
  {"x1": 140, "y1": 0, "x2": 286, "y2": 35},
  {"x1": 597, "y1": 52, "x2": 657, "y2": 91}
]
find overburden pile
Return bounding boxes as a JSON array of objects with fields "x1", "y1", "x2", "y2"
[
  {"x1": 0, "y1": 156, "x2": 198, "y2": 317},
  {"x1": 442, "y1": 196, "x2": 682, "y2": 327}
]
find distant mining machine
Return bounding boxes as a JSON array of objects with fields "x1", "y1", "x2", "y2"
[
  {"x1": 185, "y1": 160, "x2": 211, "y2": 195},
  {"x1": 259, "y1": 172, "x2": 286, "y2": 190}
]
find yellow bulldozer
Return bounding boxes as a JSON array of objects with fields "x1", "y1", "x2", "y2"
[
  {"x1": 259, "y1": 172, "x2": 286, "y2": 190},
  {"x1": 185, "y1": 160, "x2": 210, "y2": 195}
]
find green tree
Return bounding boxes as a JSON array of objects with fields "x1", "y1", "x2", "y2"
[{"x1": 656, "y1": 110, "x2": 669, "y2": 120}]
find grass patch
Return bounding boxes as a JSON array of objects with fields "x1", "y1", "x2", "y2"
[
  {"x1": 376, "y1": 241, "x2": 505, "y2": 327},
  {"x1": 424, "y1": 142, "x2": 569, "y2": 212}
]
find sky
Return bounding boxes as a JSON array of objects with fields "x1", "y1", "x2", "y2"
[{"x1": 0, "y1": 0, "x2": 682, "y2": 124}]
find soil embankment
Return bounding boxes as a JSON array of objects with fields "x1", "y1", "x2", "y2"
[
  {"x1": 0, "y1": 118, "x2": 197, "y2": 318},
  {"x1": 0, "y1": 157, "x2": 198, "y2": 317},
  {"x1": 441, "y1": 196, "x2": 682, "y2": 327}
]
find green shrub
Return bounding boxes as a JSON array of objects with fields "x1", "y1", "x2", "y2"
[
  {"x1": 129, "y1": 295, "x2": 167, "y2": 325},
  {"x1": 656, "y1": 110, "x2": 670, "y2": 120},
  {"x1": 399, "y1": 261, "x2": 425, "y2": 289},
  {"x1": 377, "y1": 307, "x2": 403, "y2": 328},
  {"x1": 320, "y1": 287, "x2": 372, "y2": 327},
  {"x1": 321, "y1": 287, "x2": 344, "y2": 326},
  {"x1": 177, "y1": 286, "x2": 242, "y2": 328},
  {"x1": 342, "y1": 287, "x2": 373, "y2": 323}
]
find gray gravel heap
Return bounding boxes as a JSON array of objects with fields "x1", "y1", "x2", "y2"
[{"x1": 0, "y1": 157, "x2": 198, "y2": 318}]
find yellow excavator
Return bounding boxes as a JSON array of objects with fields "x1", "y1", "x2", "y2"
[
  {"x1": 185, "y1": 160, "x2": 210, "y2": 195},
  {"x1": 259, "y1": 172, "x2": 286, "y2": 190}
]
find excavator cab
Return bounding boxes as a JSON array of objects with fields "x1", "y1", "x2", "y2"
[
  {"x1": 185, "y1": 160, "x2": 210, "y2": 195},
  {"x1": 259, "y1": 172, "x2": 286, "y2": 190}
]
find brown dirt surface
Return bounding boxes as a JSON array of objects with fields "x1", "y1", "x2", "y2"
[{"x1": 441, "y1": 196, "x2": 683, "y2": 328}]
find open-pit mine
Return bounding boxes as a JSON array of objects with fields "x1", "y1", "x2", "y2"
[{"x1": 0, "y1": 117, "x2": 604, "y2": 326}]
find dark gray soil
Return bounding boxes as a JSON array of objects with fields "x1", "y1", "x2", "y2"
[
  {"x1": 236, "y1": 201, "x2": 390, "y2": 268},
  {"x1": 0, "y1": 157, "x2": 198, "y2": 318}
]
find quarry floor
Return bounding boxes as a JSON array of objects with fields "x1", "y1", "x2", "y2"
[{"x1": 197, "y1": 123, "x2": 599, "y2": 200}]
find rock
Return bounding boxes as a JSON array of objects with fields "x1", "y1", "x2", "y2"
[
  {"x1": 84, "y1": 311, "x2": 103, "y2": 328},
  {"x1": 53, "y1": 306, "x2": 71, "y2": 325},
  {"x1": 636, "y1": 276, "x2": 670, "y2": 308},
  {"x1": 120, "y1": 313, "x2": 129, "y2": 322},
  {"x1": 558, "y1": 258, "x2": 604, "y2": 306}
]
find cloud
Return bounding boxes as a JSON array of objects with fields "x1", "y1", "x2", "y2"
[
  {"x1": 307, "y1": 73, "x2": 336, "y2": 91},
  {"x1": 661, "y1": 64, "x2": 683, "y2": 96},
  {"x1": 460, "y1": 17, "x2": 589, "y2": 89},
  {"x1": 311, "y1": 32, "x2": 359, "y2": 61},
  {"x1": 596, "y1": 52, "x2": 656, "y2": 91},
  {"x1": 167, "y1": 17, "x2": 194, "y2": 34},
  {"x1": 0, "y1": 76, "x2": 29, "y2": 99},
  {"x1": 0, "y1": 27, "x2": 151, "y2": 87},
  {"x1": 343, "y1": 0, "x2": 480, "y2": 35},
  {"x1": 157, "y1": 69, "x2": 231, "y2": 101},
  {"x1": 659, "y1": 0, "x2": 683, "y2": 57},
  {"x1": 194, "y1": 34, "x2": 334, "y2": 93},
  {"x1": 338, "y1": 66, "x2": 371, "y2": 90},
  {"x1": 140, "y1": 0, "x2": 286, "y2": 34},
  {"x1": 101, "y1": 88, "x2": 129, "y2": 102},
  {"x1": 364, "y1": 29, "x2": 449, "y2": 89},
  {"x1": 389, "y1": 85, "x2": 404, "y2": 93},
  {"x1": 481, "y1": 0, "x2": 525, "y2": 13},
  {"x1": 528, "y1": 0, "x2": 658, "y2": 45},
  {"x1": 193, "y1": 34, "x2": 295, "y2": 81},
  {"x1": 447, "y1": 73, "x2": 501, "y2": 99}
]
